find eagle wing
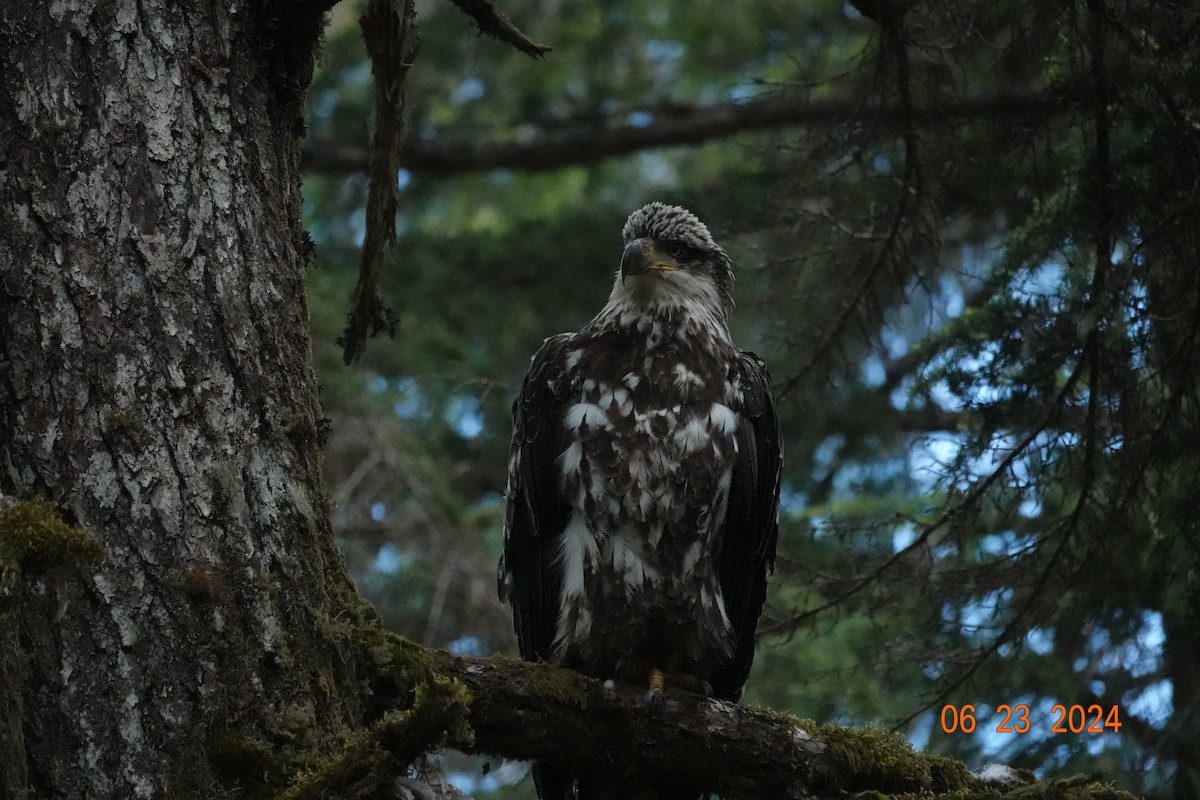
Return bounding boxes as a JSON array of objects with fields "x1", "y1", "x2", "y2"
[
  {"x1": 499, "y1": 334, "x2": 574, "y2": 662},
  {"x1": 710, "y1": 350, "x2": 782, "y2": 701}
]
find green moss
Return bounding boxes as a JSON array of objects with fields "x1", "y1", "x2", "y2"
[
  {"x1": 278, "y1": 671, "x2": 471, "y2": 800},
  {"x1": 521, "y1": 657, "x2": 596, "y2": 711},
  {"x1": 240, "y1": 625, "x2": 1144, "y2": 800},
  {"x1": 278, "y1": 408, "x2": 305, "y2": 435},
  {"x1": 782, "y1": 721, "x2": 1138, "y2": 800},
  {"x1": 807, "y1": 722, "x2": 974, "y2": 795},
  {"x1": 993, "y1": 776, "x2": 1139, "y2": 800},
  {"x1": 102, "y1": 407, "x2": 146, "y2": 442},
  {"x1": 0, "y1": 498, "x2": 104, "y2": 594},
  {"x1": 181, "y1": 563, "x2": 231, "y2": 604},
  {"x1": 265, "y1": 701, "x2": 318, "y2": 747},
  {"x1": 415, "y1": 675, "x2": 474, "y2": 746},
  {"x1": 746, "y1": 703, "x2": 808, "y2": 728},
  {"x1": 206, "y1": 727, "x2": 286, "y2": 797},
  {"x1": 373, "y1": 630, "x2": 437, "y2": 688},
  {"x1": 280, "y1": 738, "x2": 390, "y2": 800}
]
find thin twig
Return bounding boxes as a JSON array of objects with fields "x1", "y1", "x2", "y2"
[{"x1": 445, "y1": 0, "x2": 550, "y2": 58}]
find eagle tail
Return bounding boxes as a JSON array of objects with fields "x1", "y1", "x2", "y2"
[{"x1": 533, "y1": 762, "x2": 574, "y2": 800}]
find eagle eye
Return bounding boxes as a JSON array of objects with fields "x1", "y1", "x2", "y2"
[{"x1": 664, "y1": 242, "x2": 684, "y2": 258}]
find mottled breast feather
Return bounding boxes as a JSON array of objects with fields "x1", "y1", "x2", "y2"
[
  {"x1": 499, "y1": 202, "x2": 783, "y2": 800},
  {"x1": 501, "y1": 330, "x2": 781, "y2": 698}
]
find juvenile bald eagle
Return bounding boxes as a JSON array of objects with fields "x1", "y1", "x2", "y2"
[{"x1": 499, "y1": 203, "x2": 782, "y2": 800}]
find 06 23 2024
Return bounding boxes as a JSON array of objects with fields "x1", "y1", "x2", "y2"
[{"x1": 939, "y1": 703, "x2": 1122, "y2": 734}]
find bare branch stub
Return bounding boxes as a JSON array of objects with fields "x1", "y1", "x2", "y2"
[{"x1": 445, "y1": 0, "x2": 551, "y2": 58}]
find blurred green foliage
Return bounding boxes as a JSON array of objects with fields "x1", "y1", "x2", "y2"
[{"x1": 302, "y1": 1, "x2": 1200, "y2": 797}]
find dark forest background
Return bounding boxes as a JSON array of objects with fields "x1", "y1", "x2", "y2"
[{"x1": 300, "y1": 1, "x2": 1200, "y2": 797}]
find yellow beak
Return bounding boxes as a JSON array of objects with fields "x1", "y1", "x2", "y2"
[{"x1": 621, "y1": 239, "x2": 680, "y2": 281}]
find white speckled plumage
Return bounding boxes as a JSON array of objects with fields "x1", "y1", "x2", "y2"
[{"x1": 500, "y1": 202, "x2": 782, "y2": 800}]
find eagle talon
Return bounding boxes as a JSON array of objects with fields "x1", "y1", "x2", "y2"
[{"x1": 644, "y1": 688, "x2": 665, "y2": 717}]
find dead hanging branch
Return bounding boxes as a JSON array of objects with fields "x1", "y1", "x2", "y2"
[
  {"x1": 336, "y1": 0, "x2": 547, "y2": 362},
  {"x1": 445, "y1": 0, "x2": 550, "y2": 58},
  {"x1": 339, "y1": 0, "x2": 418, "y2": 365}
]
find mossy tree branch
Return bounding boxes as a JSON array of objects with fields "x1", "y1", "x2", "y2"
[
  {"x1": 432, "y1": 651, "x2": 961, "y2": 800},
  {"x1": 307, "y1": 635, "x2": 1138, "y2": 800}
]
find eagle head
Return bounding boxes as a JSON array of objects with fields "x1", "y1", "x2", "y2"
[{"x1": 618, "y1": 202, "x2": 733, "y2": 314}]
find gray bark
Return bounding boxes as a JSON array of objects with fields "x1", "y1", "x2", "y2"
[{"x1": 0, "y1": 2, "x2": 370, "y2": 797}]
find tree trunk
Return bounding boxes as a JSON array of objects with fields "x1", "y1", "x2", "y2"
[{"x1": 0, "y1": 2, "x2": 371, "y2": 797}]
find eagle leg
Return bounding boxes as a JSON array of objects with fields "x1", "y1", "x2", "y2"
[
  {"x1": 644, "y1": 667, "x2": 666, "y2": 717},
  {"x1": 643, "y1": 669, "x2": 715, "y2": 716}
]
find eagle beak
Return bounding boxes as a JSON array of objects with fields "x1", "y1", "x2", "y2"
[{"x1": 621, "y1": 238, "x2": 679, "y2": 283}]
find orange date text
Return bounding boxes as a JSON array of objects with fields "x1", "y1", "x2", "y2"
[{"x1": 939, "y1": 703, "x2": 1121, "y2": 734}]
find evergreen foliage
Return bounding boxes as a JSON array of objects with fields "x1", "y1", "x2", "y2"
[{"x1": 302, "y1": 1, "x2": 1200, "y2": 796}]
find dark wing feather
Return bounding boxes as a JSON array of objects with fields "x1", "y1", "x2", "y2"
[
  {"x1": 499, "y1": 334, "x2": 574, "y2": 662},
  {"x1": 710, "y1": 351, "x2": 782, "y2": 701}
]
